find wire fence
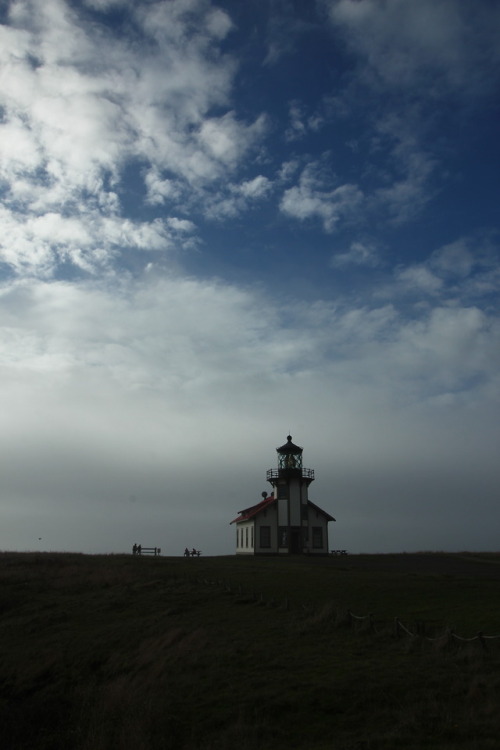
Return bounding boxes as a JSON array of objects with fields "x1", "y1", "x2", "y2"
[
  {"x1": 185, "y1": 573, "x2": 500, "y2": 651},
  {"x1": 346, "y1": 608, "x2": 500, "y2": 645},
  {"x1": 328, "y1": 607, "x2": 500, "y2": 651}
]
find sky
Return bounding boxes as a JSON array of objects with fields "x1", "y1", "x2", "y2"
[{"x1": 1, "y1": 0, "x2": 499, "y2": 556}]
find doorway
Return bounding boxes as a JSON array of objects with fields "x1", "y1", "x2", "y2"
[{"x1": 290, "y1": 528, "x2": 301, "y2": 554}]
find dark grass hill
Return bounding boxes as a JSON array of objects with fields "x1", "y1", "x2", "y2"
[{"x1": 1, "y1": 551, "x2": 500, "y2": 749}]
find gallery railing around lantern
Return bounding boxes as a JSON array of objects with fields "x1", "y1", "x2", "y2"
[{"x1": 266, "y1": 467, "x2": 315, "y2": 482}]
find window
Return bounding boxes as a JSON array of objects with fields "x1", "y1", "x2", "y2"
[
  {"x1": 278, "y1": 527, "x2": 288, "y2": 547},
  {"x1": 236, "y1": 528, "x2": 239, "y2": 547},
  {"x1": 245, "y1": 527, "x2": 248, "y2": 548},
  {"x1": 260, "y1": 526, "x2": 271, "y2": 548},
  {"x1": 251, "y1": 526, "x2": 254, "y2": 547},
  {"x1": 277, "y1": 484, "x2": 287, "y2": 499},
  {"x1": 312, "y1": 527, "x2": 323, "y2": 549}
]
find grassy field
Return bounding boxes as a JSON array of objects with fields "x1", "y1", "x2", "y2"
[{"x1": 1, "y1": 551, "x2": 500, "y2": 749}]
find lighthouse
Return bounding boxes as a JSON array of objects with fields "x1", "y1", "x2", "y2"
[
  {"x1": 266, "y1": 435, "x2": 315, "y2": 553},
  {"x1": 231, "y1": 436, "x2": 335, "y2": 555}
]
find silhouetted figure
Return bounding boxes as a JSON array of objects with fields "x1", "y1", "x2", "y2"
[
  {"x1": 184, "y1": 547, "x2": 190, "y2": 557},
  {"x1": 137, "y1": 544, "x2": 142, "y2": 555},
  {"x1": 133, "y1": 543, "x2": 138, "y2": 555},
  {"x1": 191, "y1": 548, "x2": 197, "y2": 557}
]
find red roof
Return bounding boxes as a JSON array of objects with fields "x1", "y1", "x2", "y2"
[
  {"x1": 230, "y1": 496, "x2": 335, "y2": 524},
  {"x1": 230, "y1": 495, "x2": 276, "y2": 524}
]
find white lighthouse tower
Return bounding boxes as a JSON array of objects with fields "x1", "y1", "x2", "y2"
[{"x1": 266, "y1": 435, "x2": 316, "y2": 553}]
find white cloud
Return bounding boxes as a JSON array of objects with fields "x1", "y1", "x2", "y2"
[
  {"x1": 205, "y1": 6, "x2": 234, "y2": 39},
  {"x1": 136, "y1": 0, "x2": 233, "y2": 47},
  {"x1": 144, "y1": 169, "x2": 184, "y2": 206},
  {"x1": 0, "y1": 0, "x2": 267, "y2": 276},
  {"x1": 239, "y1": 175, "x2": 272, "y2": 200},
  {"x1": 372, "y1": 137, "x2": 437, "y2": 222},
  {"x1": 331, "y1": 241, "x2": 380, "y2": 268},
  {"x1": 165, "y1": 217, "x2": 197, "y2": 234},
  {"x1": 262, "y1": 6, "x2": 312, "y2": 66},
  {"x1": 198, "y1": 112, "x2": 267, "y2": 171},
  {"x1": 0, "y1": 116, "x2": 43, "y2": 173},
  {"x1": 396, "y1": 265, "x2": 443, "y2": 295},
  {"x1": 324, "y1": 0, "x2": 500, "y2": 97},
  {"x1": 413, "y1": 306, "x2": 487, "y2": 367},
  {"x1": 285, "y1": 100, "x2": 307, "y2": 142},
  {"x1": 320, "y1": 1, "x2": 500, "y2": 228},
  {"x1": 280, "y1": 161, "x2": 363, "y2": 232},
  {"x1": 0, "y1": 205, "x2": 197, "y2": 276},
  {"x1": 430, "y1": 238, "x2": 475, "y2": 278},
  {"x1": 202, "y1": 174, "x2": 273, "y2": 220},
  {"x1": 278, "y1": 160, "x2": 300, "y2": 182},
  {"x1": 382, "y1": 234, "x2": 500, "y2": 307},
  {"x1": 82, "y1": 0, "x2": 129, "y2": 9}
]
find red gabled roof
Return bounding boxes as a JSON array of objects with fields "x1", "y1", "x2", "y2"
[
  {"x1": 230, "y1": 496, "x2": 335, "y2": 524},
  {"x1": 230, "y1": 495, "x2": 276, "y2": 524}
]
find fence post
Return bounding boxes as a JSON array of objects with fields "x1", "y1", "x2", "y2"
[
  {"x1": 477, "y1": 631, "x2": 487, "y2": 651},
  {"x1": 393, "y1": 618, "x2": 400, "y2": 639}
]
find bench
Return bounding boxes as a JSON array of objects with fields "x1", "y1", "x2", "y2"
[
  {"x1": 135, "y1": 546, "x2": 161, "y2": 556},
  {"x1": 330, "y1": 549, "x2": 348, "y2": 556}
]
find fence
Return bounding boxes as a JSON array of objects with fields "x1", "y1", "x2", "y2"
[{"x1": 181, "y1": 573, "x2": 500, "y2": 651}]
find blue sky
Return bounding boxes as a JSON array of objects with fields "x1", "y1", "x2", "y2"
[{"x1": 1, "y1": 0, "x2": 499, "y2": 555}]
